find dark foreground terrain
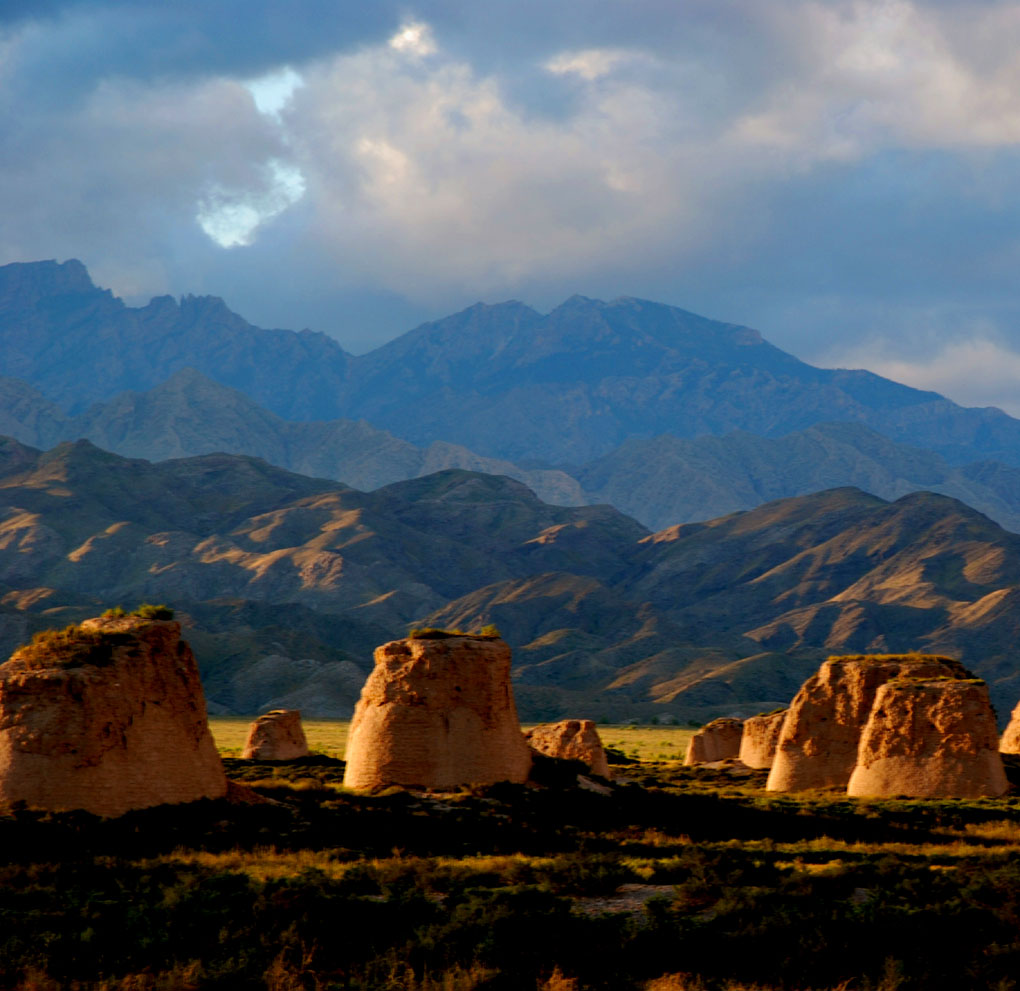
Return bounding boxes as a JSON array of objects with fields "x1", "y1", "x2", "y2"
[{"x1": 3, "y1": 756, "x2": 1020, "y2": 991}]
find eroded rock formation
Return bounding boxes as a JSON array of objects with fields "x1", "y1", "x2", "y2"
[
  {"x1": 0, "y1": 614, "x2": 226, "y2": 817},
  {"x1": 525, "y1": 719, "x2": 611, "y2": 778},
  {"x1": 1000, "y1": 700, "x2": 1020, "y2": 754},
  {"x1": 767, "y1": 654, "x2": 966, "y2": 792},
  {"x1": 343, "y1": 634, "x2": 532, "y2": 791},
  {"x1": 738, "y1": 709, "x2": 787, "y2": 769},
  {"x1": 848, "y1": 678, "x2": 1007, "y2": 798},
  {"x1": 684, "y1": 717, "x2": 743, "y2": 765},
  {"x1": 241, "y1": 709, "x2": 309, "y2": 760}
]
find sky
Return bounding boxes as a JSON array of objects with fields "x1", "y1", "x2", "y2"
[{"x1": 2, "y1": 0, "x2": 1020, "y2": 411}]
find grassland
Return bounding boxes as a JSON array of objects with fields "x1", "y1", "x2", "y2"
[
  {"x1": 209, "y1": 716, "x2": 350, "y2": 758},
  {"x1": 208, "y1": 719, "x2": 695, "y2": 762},
  {"x1": 2, "y1": 728, "x2": 1018, "y2": 989}
]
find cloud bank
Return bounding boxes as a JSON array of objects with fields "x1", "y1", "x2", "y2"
[{"x1": 2, "y1": 0, "x2": 1019, "y2": 408}]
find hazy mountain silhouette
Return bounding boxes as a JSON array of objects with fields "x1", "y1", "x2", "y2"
[{"x1": 5, "y1": 260, "x2": 1020, "y2": 470}]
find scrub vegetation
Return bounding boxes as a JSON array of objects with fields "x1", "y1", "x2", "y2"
[{"x1": 1, "y1": 740, "x2": 1018, "y2": 988}]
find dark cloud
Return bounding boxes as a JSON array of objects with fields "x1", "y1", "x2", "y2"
[
  {"x1": 2, "y1": 0, "x2": 1020, "y2": 414},
  {"x1": 1, "y1": 1, "x2": 401, "y2": 98}
]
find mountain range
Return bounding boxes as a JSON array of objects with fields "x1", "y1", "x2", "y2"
[
  {"x1": 2, "y1": 436, "x2": 1019, "y2": 722},
  {"x1": 5, "y1": 258, "x2": 1020, "y2": 467},
  {"x1": 6, "y1": 259, "x2": 1020, "y2": 534},
  {"x1": 4, "y1": 257, "x2": 1020, "y2": 722}
]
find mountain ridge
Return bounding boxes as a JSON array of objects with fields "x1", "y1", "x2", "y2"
[
  {"x1": 3, "y1": 436, "x2": 1020, "y2": 722},
  {"x1": 5, "y1": 258, "x2": 1020, "y2": 469}
]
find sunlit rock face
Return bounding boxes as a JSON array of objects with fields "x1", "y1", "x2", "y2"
[
  {"x1": 1000, "y1": 700, "x2": 1020, "y2": 755},
  {"x1": 738, "y1": 709, "x2": 787, "y2": 770},
  {"x1": 525, "y1": 719, "x2": 611, "y2": 778},
  {"x1": 0, "y1": 615, "x2": 226, "y2": 817},
  {"x1": 848, "y1": 678, "x2": 1007, "y2": 799},
  {"x1": 766, "y1": 655, "x2": 967, "y2": 792},
  {"x1": 684, "y1": 717, "x2": 743, "y2": 765},
  {"x1": 342, "y1": 635, "x2": 532, "y2": 791},
  {"x1": 241, "y1": 709, "x2": 309, "y2": 760}
]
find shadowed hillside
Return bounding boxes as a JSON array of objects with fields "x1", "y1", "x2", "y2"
[{"x1": 4, "y1": 436, "x2": 1019, "y2": 721}]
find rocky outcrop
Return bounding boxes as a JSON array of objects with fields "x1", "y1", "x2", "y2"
[
  {"x1": 738, "y1": 709, "x2": 787, "y2": 769},
  {"x1": 767, "y1": 654, "x2": 967, "y2": 792},
  {"x1": 343, "y1": 634, "x2": 532, "y2": 791},
  {"x1": 684, "y1": 717, "x2": 743, "y2": 765},
  {"x1": 1000, "y1": 700, "x2": 1020, "y2": 754},
  {"x1": 241, "y1": 709, "x2": 309, "y2": 760},
  {"x1": 525, "y1": 719, "x2": 611, "y2": 778},
  {"x1": 847, "y1": 678, "x2": 1007, "y2": 798},
  {"x1": 0, "y1": 615, "x2": 226, "y2": 817}
]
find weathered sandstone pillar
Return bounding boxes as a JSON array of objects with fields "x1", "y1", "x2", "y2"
[
  {"x1": 738, "y1": 709, "x2": 787, "y2": 769},
  {"x1": 241, "y1": 709, "x2": 309, "y2": 760},
  {"x1": 1000, "y1": 700, "x2": 1020, "y2": 754},
  {"x1": 684, "y1": 717, "x2": 743, "y2": 765},
  {"x1": 525, "y1": 719, "x2": 611, "y2": 778},
  {"x1": 848, "y1": 678, "x2": 1007, "y2": 799},
  {"x1": 0, "y1": 614, "x2": 226, "y2": 817},
  {"x1": 766, "y1": 654, "x2": 966, "y2": 792},
  {"x1": 343, "y1": 634, "x2": 532, "y2": 791}
]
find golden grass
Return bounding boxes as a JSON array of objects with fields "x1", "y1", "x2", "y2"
[
  {"x1": 207, "y1": 719, "x2": 695, "y2": 761},
  {"x1": 569, "y1": 726, "x2": 695, "y2": 762},
  {"x1": 208, "y1": 717, "x2": 349, "y2": 757}
]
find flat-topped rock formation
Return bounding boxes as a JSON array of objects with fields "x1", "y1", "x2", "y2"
[
  {"x1": 767, "y1": 654, "x2": 967, "y2": 792},
  {"x1": 738, "y1": 709, "x2": 787, "y2": 769},
  {"x1": 848, "y1": 678, "x2": 1007, "y2": 798},
  {"x1": 684, "y1": 717, "x2": 743, "y2": 765},
  {"x1": 0, "y1": 614, "x2": 226, "y2": 817},
  {"x1": 525, "y1": 719, "x2": 611, "y2": 778},
  {"x1": 1001, "y1": 701, "x2": 1020, "y2": 754},
  {"x1": 342, "y1": 634, "x2": 532, "y2": 791},
  {"x1": 241, "y1": 709, "x2": 309, "y2": 760}
]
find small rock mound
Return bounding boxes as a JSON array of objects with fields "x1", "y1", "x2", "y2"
[
  {"x1": 0, "y1": 615, "x2": 226, "y2": 817},
  {"x1": 684, "y1": 717, "x2": 743, "y2": 765},
  {"x1": 847, "y1": 678, "x2": 1007, "y2": 799},
  {"x1": 525, "y1": 719, "x2": 611, "y2": 778},
  {"x1": 739, "y1": 709, "x2": 787, "y2": 769},
  {"x1": 1000, "y1": 701, "x2": 1020, "y2": 754},
  {"x1": 767, "y1": 654, "x2": 966, "y2": 792},
  {"x1": 241, "y1": 709, "x2": 309, "y2": 760},
  {"x1": 343, "y1": 634, "x2": 532, "y2": 791}
]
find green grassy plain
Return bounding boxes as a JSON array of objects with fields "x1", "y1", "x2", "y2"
[
  {"x1": 209, "y1": 716, "x2": 349, "y2": 758},
  {"x1": 209, "y1": 719, "x2": 695, "y2": 762}
]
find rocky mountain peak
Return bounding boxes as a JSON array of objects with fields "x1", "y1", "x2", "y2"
[{"x1": 0, "y1": 258, "x2": 98, "y2": 302}]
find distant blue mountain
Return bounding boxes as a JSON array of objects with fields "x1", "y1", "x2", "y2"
[{"x1": 3, "y1": 258, "x2": 1020, "y2": 467}]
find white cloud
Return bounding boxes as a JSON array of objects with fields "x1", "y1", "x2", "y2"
[
  {"x1": 545, "y1": 48, "x2": 632, "y2": 81},
  {"x1": 828, "y1": 336, "x2": 1020, "y2": 416},
  {"x1": 388, "y1": 20, "x2": 436, "y2": 57},
  {"x1": 730, "y1": 0, "x2": 1020, "y2": 159}
]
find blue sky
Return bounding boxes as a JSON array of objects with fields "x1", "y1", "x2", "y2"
[{"x1": 2, "y1": 1, "x2": 1020, "y2": 411}]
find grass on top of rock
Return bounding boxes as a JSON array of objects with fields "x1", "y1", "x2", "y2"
[
  {"x1": 12, "y1": 625, "x2": 134, "y2": 670},
  {"x1": 407, "y1": 624, "x2": 502, "y2": 640},
  {"x1": 830, "y1": 652, "x2": 970, "y2": 673},
  {"x1": 12, "y1": 605, "x2": 176, "y2": 670},
  {"x1": 100, "y1": 603, "x2": 175, "y2": 621}
]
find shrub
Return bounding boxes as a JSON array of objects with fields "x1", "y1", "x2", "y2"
[
  {"x1": 101, "y1": 606, "x2": 127, "y2": 619},
  {"x1": 133, "y1": 604, "x2": 174, "y2": 620},
  {"x1": 407, "y1": 625, "x2": 501, "y2": 640},
  {"x1": 407, "y1": 627, "x2": 469, "y2": 640},
  {"x1": 15, "y1": 626, "x2": 119, "y2": 670}
]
